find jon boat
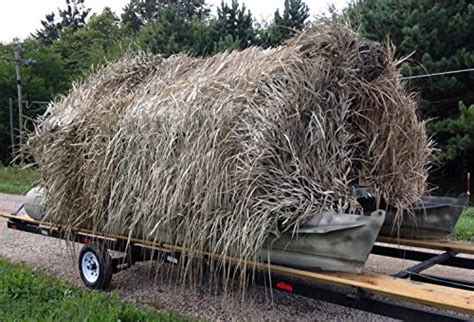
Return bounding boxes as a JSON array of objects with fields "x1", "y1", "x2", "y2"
[
  {"x1": 354, "y1": 186, "x2": 468, "y2": 239},
  {"x1": 260, "y1": 189, "x2": 467, "y2": 271},
  {"x1": 260, "y1": 210, "x2": 385, "y2": 273},
  {"x1": 21, "y1": 185, "x2": 467, "y2": 273},
  {"x1": 380, "y1": 196, "x2": 468, "y2": 239},
  {"x1": 23, "y1": 186, "x2": 386, "y2": 273}
]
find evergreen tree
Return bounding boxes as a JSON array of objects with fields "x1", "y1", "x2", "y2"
[
  {"x1": 58, "y1": 0, "x2": 91, "y2": 30},
  {"x1": 35, "y1": 13, "x2": 60, "y2": 46},
  {"x1": 430, "y1": 102, "x2": 474, "y2": 164},
  {"x1": 34, "y1": 0, "x2": 91, "y2": 45},
  {"x1": 137, "y1": 5, "x2": 191, "y2": 56},
  {"x1": 280, "y1": 0, "x2": 310, "y2": 32},
  {"x1": 345, "y1": 0, "x2": 474, "y2": 191},
  {"x1": 213, "y1": 34, "x2": 240, "y2": 53},
  {"x1": 122, "y1": 0, "x2": 164, "y2": 32},
  {"x1": 137, "y1": 3, "x2": 213, "y2": 56},
  {"x1": 179, "y1": 0, "x2": 210, "y2": 21},
  {"x1": 213, "y1": 0, "x2": 255, "y2": 50},
  {"x1": 189, "y1": 17, "x2": 215, "y2": 56},
  {"x1": 122, "y1": 0, "x2": 209, "y2": 33},
  {"x1": 260, "y1": 0, "x2": 310, "y2": 47}
]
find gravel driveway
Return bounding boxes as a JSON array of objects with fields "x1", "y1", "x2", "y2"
[{"x1": 0, "y1": 192, "x2": 471, "y2": 321}]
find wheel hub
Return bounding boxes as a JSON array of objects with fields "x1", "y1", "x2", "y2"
[{"x1": 82, "y1": 251, "x2": 100, "y2": 283}]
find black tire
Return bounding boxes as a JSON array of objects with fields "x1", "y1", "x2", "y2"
[{"x1": 78, "y1": 243, "x2": 113, "y2": 290}]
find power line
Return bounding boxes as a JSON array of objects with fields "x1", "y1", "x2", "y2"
[
  {"x1": 24, "y1": 101, "x2": 50, "y2": 109},
  {"x1": 401, "y1": 68, "x2": 474, "y2": 80}
]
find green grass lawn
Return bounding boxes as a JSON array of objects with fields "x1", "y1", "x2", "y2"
[
  {"x1": 0, "y1": 258, "x2": 188, "y2": 321},
  {"x1": 453, "y1": 207, "x2": 474, "y2": 242},
  {"x1": 0, "y1": 165, "x2": 39, "y2": 194}
]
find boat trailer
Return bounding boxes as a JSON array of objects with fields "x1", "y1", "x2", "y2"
[{"x1": 2, "y1": 212, "x2": 473, "y2": 321}]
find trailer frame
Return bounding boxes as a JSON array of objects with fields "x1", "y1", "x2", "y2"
[{"x1": 2, "y1": 213, "x2": 473, "y2": 322}]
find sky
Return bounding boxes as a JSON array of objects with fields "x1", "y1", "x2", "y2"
[{"x1": 0, "y1": 0, "x2": 349, "y2": 43}]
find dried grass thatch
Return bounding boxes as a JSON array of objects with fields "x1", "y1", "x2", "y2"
[{"x1": 27, "y1": 21, "x2": 432, "y2": 287}]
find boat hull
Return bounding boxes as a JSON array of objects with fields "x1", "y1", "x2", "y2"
[
  {"x1": 379, "y1": 196, "x2": 467, "y2": 239},
  {"x1": 23, "y1": 186, "x2": 385, "y2": 273},
  {"x1": 260, "y1": 210, "x2": 385, "y2": 273}
]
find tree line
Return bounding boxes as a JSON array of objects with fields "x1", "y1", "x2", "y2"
[{"x1": 0, "y1": 0, "x2": 472, "y2": 192}]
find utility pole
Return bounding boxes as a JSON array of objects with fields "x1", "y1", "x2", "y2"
[
  {"x1": 9, "y1": 98, "x2": 16, "y2": 158},
  {"x1": 1, "y1": 44, "x2": 35, "y2": 165},
  {"x1": 13, "y1": 45, "x2": 24, "y2": 164}
]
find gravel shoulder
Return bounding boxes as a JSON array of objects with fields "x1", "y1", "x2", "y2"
[
  {"x1": 0, "y1": 192, "x2": 25, "y2": 215},
  {"x1": 0, "y1": 193, "x2": 471, "y2": 321}
]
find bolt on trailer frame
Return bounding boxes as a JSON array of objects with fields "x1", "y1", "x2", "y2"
[{"x1": 2, "y1": 212, "x2": 473, "y2": 322}]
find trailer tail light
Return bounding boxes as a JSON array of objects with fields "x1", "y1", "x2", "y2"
[
  {"x1": 81, "y1": 236, "x2": 93, "y2": 244},
  {"x1": 276, "y1": 281, "x2": 293, "y2": 292}
]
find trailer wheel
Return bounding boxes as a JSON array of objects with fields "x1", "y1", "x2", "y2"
[{"x1": 78, "y1": 243, "x2": 113, "y2": 290}]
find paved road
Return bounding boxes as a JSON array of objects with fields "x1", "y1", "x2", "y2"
[{"x1": 0, "y1": 192, "x2": 471, "y2": 321}]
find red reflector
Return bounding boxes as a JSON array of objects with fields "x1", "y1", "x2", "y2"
[
  {"x1": 276, "y1": 281, "x2": 293, "y2": 292},
  {"x1": 82, "y1": 237, "x2": 92, "y2": 244},
  {"x1": 9, "y1": 224, "x2": 18, "y2": 230}
]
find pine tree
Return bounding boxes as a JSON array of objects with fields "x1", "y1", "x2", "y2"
[
  {"x1": 345, "y1": 0, "x2": 474, "y2": 191},
  {"x1": 35, "y1": 13, "x2": 60, "y2": 46},
  {"x1": 58, "y1": 0, "x2": 91, "y2": 31},
  {"x1": 122, "y1": 0, "x2": 209, "y2": 33},
  {"x1": 213, "y1": 0, "x2": 255, "y2": 51},
  {"x1": 136, "y1": 3, "x2": 213, "y2": 57},
  {"x1": 179, "y1": 0, "x2": 210, "y2": 21},
  {"x1": 260, "y1": 0, "x2": 310, "y2": 47},
  {"x1": 34, "y1": 0, "x2": 91, "y2": 45},
  {"x1": 280, "y1": 0, "x2": 310, "y2": 32}
]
